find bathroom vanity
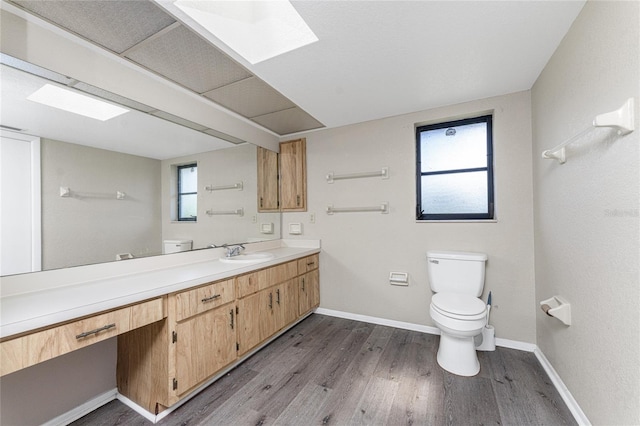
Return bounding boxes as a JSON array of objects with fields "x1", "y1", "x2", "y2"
[{"x1": 0, "y1": 240, "x2": 320, "y2": 418}]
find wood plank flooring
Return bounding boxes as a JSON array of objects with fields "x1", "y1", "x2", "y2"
[{"x1": 72, "y1": 314, "x2": 576, "y2": 425}]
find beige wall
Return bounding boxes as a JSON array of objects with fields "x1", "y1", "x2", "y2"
[
  {"x1": 161, "y1": 144, "x2": 281, "y2": 248},
  {"x1": 284, "y1": 91, "x2": 536, "y2": 342},
  {"x1": 532, "y1": 1, "x2": 640, "y2": 424},
  {"x1": 0, "y1": 339, "x2": 116, "y2": 425},
  {"x1": 41, "y1": 139, "x2": 162, "y2": 269}
]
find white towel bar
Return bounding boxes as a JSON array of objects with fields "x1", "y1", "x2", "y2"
[
  {"x1": 326, "y1": 203, "x2": 389, "y2": 215},
  {"x1": 326, "y1": 167, "x2": 388, "y2": 183}
]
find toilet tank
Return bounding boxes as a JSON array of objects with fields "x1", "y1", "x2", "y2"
[
  {"x1": 427, "y1": 251, "x2": 487, "y2": 296},
  {"x1": 163, "y1": 239, "x2": 193, "y2": 254}
]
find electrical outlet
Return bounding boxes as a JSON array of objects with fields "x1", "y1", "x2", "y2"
[{"x1": 310, "y1": 213, "x2": 315, "y2": 223}]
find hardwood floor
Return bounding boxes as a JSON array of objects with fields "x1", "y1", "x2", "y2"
[{"x1": 72, "y1": 314, "x2": 576, "y2": 425}]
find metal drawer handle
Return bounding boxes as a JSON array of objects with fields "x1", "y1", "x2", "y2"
[
  {"x1": 269, "y1": 292, "x2": 273, "y2": 309},
  {"x1": 230, "y1": 309, "x2": 234, "y2": 329},
  {"x1": 276, "y1": 288, "x2": 281, "y2": 305},
  {"x1": 307, "y1": 261, "x2": 315, "y2": 266},
  {"x1": 76, "y1": 323, "x2": 116, "y2": 339},
  {"x1": 202, "y1": 294, "x2": 221, "y2": 303}
]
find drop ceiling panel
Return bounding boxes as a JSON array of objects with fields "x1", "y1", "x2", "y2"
[
  {"x1": 11, "y1": 0, "x2": 176, "y2": 54},
  {"x1": 125, "y1": 25, "x2": 252, "y2": 94},
  {"x1": 252, "y1": 107, "x2": 324, "y2": 135},
  {"x1": 204, "y1": 76, "x2": 296, "y2": 119}
]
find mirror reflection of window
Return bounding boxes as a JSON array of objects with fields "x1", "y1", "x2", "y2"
[{"x1": 177, "y1": 163, "x2": 197, "y2": 221}]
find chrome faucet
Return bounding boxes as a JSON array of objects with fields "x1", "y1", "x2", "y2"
[{"x1": 226, "y1": 244, "x2": 245, "y2": 257}]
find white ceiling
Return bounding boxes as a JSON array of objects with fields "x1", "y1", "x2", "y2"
[{"x1": 161, "y1": 0, "x2": 586, "y2": 131}]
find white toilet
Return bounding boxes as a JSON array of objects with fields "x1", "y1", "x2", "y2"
[{"x1": 427, "y1": 251, "x2": 488, "y2": 376}]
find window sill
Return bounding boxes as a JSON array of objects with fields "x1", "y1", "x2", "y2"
[{"x1": 170, "y1": 221, "x2": 198, "y2": 224}]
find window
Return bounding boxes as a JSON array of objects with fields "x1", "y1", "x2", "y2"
[
  {"x1": 177, "y1": 163, "x2": 197, "y2": 221},
  {"x1": 416, "y1": 115, "x2": 494, "y2": 220}
]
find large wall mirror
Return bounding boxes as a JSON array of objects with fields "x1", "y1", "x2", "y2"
[{"x1": 0, "y1": 55, "x2": 281, "y2": 277}]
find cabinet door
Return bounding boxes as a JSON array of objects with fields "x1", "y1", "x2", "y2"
[
  {"x1": 237, "y1": 290, "x2": 270, "y2": 355},
  {"x1": 275, "y1": 279, "x2": 299, "y2": 331},
  {"x1": 279, "y1": 138, "x2": 306, "y2": 211},
  {"x1": 298, "y1": 269, "x2": 320, "y2": 316},
  {"x1": 257, "y1": 146, "x2": 279, "y2": 212},
  {"x1": 175, "y1": 305, "x2": 236, "y2": 396}
]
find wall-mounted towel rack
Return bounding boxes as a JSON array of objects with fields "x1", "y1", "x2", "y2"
[
  {"x1": 326, "y1": 202, "x2": 389, "y2": 215},
  {"x1": 326, "y1": 167, "x2": 388, "y2": 183},
  {"x1": 205, "y1": 182, "x2": 243, "y2": 192},
  {"x1": 60, "y1": 186, "x2": 126, "y2": 200},
  {"x1": 206, "y1": 208, "x2": 244, "y2": 217},
  {"x1": 542, "y1": 98, "x2": 635, "y2": 164}
]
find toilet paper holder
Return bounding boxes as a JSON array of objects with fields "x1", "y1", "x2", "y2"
[{"x1": 540, "y1": 296, "x2": 571, "y2": 326}]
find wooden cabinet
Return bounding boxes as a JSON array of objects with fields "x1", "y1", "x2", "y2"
[
  {"x1": 117, "y1": 254, "x2": 320, "y2": 414},
  {"x1": 174, "y1": 304, "x2": 236, "y2": 397},
  {"x1": 1, "y1": 297, "x2": 164, "y2": 377},
  {"x1": 118, "y1": 279, "x2": 237, "y2": 412},
  {"x1": 257, "y1": 146, "x2": 279, "y2": 212},
  {"x1": 236, "y1": 260, "x2": 298, "y2": 356},
  {"x1": 299, "y1": 269, "x2": 320, "y2": 316},
  {"x1": 279, "y1": 138, "x2": 307, "y2": 211}
]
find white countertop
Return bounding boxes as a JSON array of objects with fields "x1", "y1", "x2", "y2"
[{"x1": 0, "y1": 240, "x2": 320, "y2": 339}]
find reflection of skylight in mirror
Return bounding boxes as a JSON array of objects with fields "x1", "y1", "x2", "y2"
[
  {"x1": 27, "y1": 84, "x2": 129, "y2": 121},
  {"x1": 174, "y1": 0, "x2": 318, "y2": 64}
]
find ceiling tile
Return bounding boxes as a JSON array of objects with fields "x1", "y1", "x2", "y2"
[
  {"x1": 125, "y1": 25, "x2": 252, "y2": 94},
  {"x1": 252, "y1": 107, "x2": 324, "y2": 135},
  {"x1": 203, "y1": 77, "x2": 295, "y2": 119},
  {"x1": 11, "y1": 0, "x2": 176, "y2": 54}
]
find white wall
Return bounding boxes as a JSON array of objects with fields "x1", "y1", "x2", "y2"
[
  {"x1": 284, "y1": 91, "x2": 536, "y2": 342},
  {"x1": 532, "y1": 1, "x2": 640, "y2": 424},
  {"x1": 161, "y1": 144, "x2": 281, "y2": 248},
  {"x1": 41, "y1": 139, "x2": 162, "y2": 270}
]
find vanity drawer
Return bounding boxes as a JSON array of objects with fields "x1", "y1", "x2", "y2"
[
  {"x1": 236, "y1": 269, "x2": 269, "y2": 298},
  {"x1": 175, "y1": 279, "x2": 234, "y2": 322},
  {"x1": 298, "y1": 254, "x2": 319, "y2": 274},
  {"x1": 269, "y1": 260, "x2": 298, "y2": 284},
  {"x1": 0, "y1": 297, "x2": 165, "y2": 377},
  {"x1": 131, "y1": 297, "x2": 166, "y2": 329}
]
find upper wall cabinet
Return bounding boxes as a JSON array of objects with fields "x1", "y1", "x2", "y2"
[
  {"x1": 257, "y1": 147, "x2": 279, "y2": 212},
  {"x1": 279, "y1": 138, "x2": 307, "y2": 212}
]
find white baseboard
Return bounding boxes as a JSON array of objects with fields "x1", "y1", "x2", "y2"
[
  {"x1": 42, "y1": 388, "x2": 117, "y2": 426},
  {"x1": 534, "y1": 348, "x2": 591, "y2": 426},
  {"x1": 315, "y1": 307, "x2": 441, "y2": 335},
  {"x1": 315, "y1": 307, "x2": 536, "y2": 351}
]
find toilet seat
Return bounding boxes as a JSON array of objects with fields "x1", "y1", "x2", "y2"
[{"x1": 431, "y1": 292, "x2": 486, "y2": 320}]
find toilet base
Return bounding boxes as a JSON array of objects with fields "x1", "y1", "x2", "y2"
[{"x1": 436, "y1": 332, "x2": 480, "y2": 376}]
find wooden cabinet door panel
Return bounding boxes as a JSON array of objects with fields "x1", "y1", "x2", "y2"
[
  {"x1": 175, "y1": 305, "x2": 236, "y2": 396},
  {"x1": 280, "y1": 139, "x2": 306, "y2": 211},
  {"x1": 257, "y1": 146, "x2": 279, "y2": 212},
  {"x1": 298, "y1": 269, "x2": 320, "y2": 316},
  {"x1": 237, "y1": 292, "x2": 262, "y2": 355}
]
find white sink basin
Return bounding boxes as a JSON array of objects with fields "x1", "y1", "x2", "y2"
[{"x1": 219, "y1": 252, "x2": 275, "y2": 264}]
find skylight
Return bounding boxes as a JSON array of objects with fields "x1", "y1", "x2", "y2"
[
  {"x1": 27, "y1": 84, "x2": 129, "y2": 121},
  {"x1": 174, "y1": 0, "x2": 318, "y2": 64}
]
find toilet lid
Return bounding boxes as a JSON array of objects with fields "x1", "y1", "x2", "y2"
[{"x1": 432, "y1": 292, "x2": 487, "y2": 317}]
